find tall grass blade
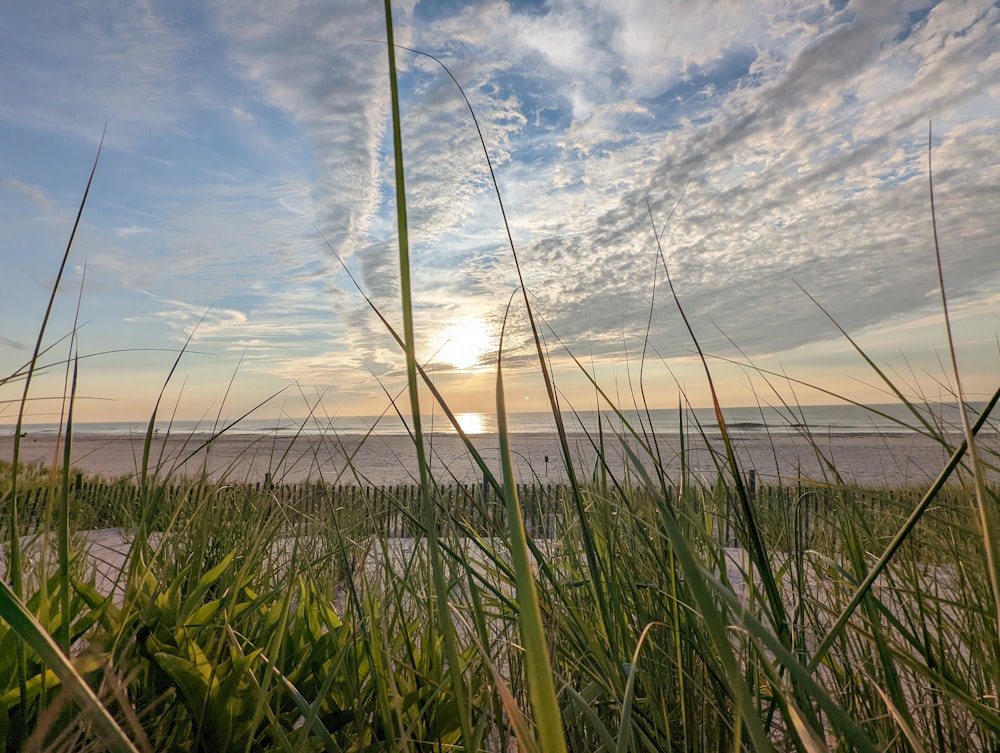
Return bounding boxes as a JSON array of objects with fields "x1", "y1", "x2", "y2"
[
  {"x1": 393, "y1": 39, "x2": 609, "y2": 623},
  {"x1": 927, "y1": 122, "x2": 1000, "y2": 647},
  {"x1": 810, "y1": 382, "x2": 1000, "y2": 671},
  {"x1": 617, "y1": 622, "x2": 666, "y2": 753},
  {"x1": 870, "y1": 678, "x2": 930, "y2": 753},
  {"x1": 55, "y1": 353, "x2": 78, "y2": 654},
  {"x1": 9, "y1": 130, "x2": 103, "y2": 585},
  {"x1": 495, "y1": 304, "x2": 568, "y2": 753},
  {"x1": 698, "y1": 560, "x2": 882, "y2": 752},
  {"x1": 0, "y1": 580, "x2": 142, "y2": 753},
  {"x1": 382, "y1": 4, "x2": 474, "y2": 750},
  {"x1": 54, "y1": 268, "x2": 87, "y2": 654},
  {"x1": 793, "y1": 281, "x2": 939, "y2": 439},
  {"x1": 319, "y1": 228, "x2": 507, "y2": 499},
  {"x1": 645, "y1": 204, "x2": 793, "y2": 650},
  {"x1": 653, "y1": 501, "x2": 775, "y2": 751},
  {"x1": 140, "y1": 312, "x2": 208, "y2": 487},
  {"x1": 6, "y1": 128, "x2": 103, "y2": 748}
]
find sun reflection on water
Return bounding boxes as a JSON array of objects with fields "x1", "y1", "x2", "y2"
[{"x1": 454, "y1": 412, "x2": 493, "y2": 435}]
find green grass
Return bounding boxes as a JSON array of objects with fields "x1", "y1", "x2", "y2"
[
  {"x1": 2, "y1": 4, "x2": 1000, "y2": 750},
  {"x1": 3, "y1": 468, "x2": 998, "y2": 751}
]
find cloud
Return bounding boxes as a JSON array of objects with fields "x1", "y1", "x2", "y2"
[
  {"x1": 1, "y1": 178, "x2": 54, "y2": 212},
  {"x1": 125, "y1": 293, "x2": 247, "y2": 341},
  {"x1": 440, "y1": 0, "x2": 1000, "y2": 369},
  {"x1": 115, "y1": 225, "x2": 151, "y2": 238},
  {"x1": 0, "y1": 2, "x2": 201, "y2": 147},
  {"x1": 3, "y1": 0, "x2": 998, "y2": 417},
  {"x1": 210, "y1": 1, "x2": 402, "y2": 265}
]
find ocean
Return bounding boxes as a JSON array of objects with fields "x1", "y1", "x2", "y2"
[{"x1": 4, "y1": 402, "x2": 993, "y2": 439}]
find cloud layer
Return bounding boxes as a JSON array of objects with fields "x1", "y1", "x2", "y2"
[{"x1": 1, "y1": 0, "x2": 998, "y2": 419}]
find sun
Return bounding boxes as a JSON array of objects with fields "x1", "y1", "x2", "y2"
[{"x1": 431, "y1": 316, "x2": 495, "y2": 370}]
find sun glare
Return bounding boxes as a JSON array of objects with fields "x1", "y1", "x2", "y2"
[
  {"x1": 455, "y1": 412, "x2": 487, "y2": 434},
  {"x1": 431, "y1": 316, "x2": 495, "y2": 370}
]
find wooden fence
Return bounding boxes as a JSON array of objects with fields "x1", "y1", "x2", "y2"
[
  {"x1": 7, "y1": 476, "x2": 569, "y2": 539},
  {"x1": 3, "y1": 473, "x2": 971, "y2": 552}
]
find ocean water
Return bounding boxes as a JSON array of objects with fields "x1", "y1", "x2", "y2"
[{"x1": 5, "y1": 402, "x2": 992, "y2": 439}]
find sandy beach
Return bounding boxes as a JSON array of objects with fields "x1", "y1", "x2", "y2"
[{"x1": 2, "y1": 427, "x2": 990, "y2": 488}]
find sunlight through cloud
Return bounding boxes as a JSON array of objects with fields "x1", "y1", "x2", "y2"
[{"x1": 430, "y1": 316, "x2": 496, "y2": 371}]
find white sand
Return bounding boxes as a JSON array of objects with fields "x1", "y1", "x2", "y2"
[
  {"x1": 3, "y1": 428, "x2": 987, "y2": 487},
  {"x1": 0, "y1": 529, "x2": 141, "y2": 606}
]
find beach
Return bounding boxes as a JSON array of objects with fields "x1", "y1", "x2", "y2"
[{"x1": 2, "y1": 428, "x2": 988, "y2": 488}]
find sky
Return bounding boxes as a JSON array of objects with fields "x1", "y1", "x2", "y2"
[{"x1": 1, "y1": 0, "x2": 999, "y2": 426}]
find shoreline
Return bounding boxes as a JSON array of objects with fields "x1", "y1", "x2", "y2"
[{"x1": 1, "y1": 429, "x2": 990, "y2": 488}]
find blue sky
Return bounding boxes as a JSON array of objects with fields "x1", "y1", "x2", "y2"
[{"x1": 2, "y1": 0, "x2": 999, "y2": 424}]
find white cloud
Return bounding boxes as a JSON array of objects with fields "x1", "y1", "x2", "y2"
[
  {"x1": 1, "y1": 178, "x2": 54, "y2": 212},
  {"x1": 3, "y1": 0, "x2": 998, "y2": 417},
  {"x1": 115, "y1": 225, "x2": 151, "y2": 238},
  {"x1": 0, "y1": 2, "x2": 200, "y2": 147}
]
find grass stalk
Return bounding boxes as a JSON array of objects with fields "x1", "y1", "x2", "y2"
[
  {"x1": 381, "y1": 4, "x2": 475, "y2": 750},
  {"x1": 6, "y1": 39, "x2": 1000, "y2": 752},
  {"x1": 55, "y1": 354, "x2": 78, "y2": 654},
  {"x1": 4, "y1": 130, "x2": 103, "y2": 749},
  {"x1": 808, "y1": 278, "x2": 1000, "y2": 675},
  {"x1": 646, "y1": 205, "x2": 794, "y2": 652},
  {"x1": 927, "y1": 123, "x2": 1000, "y2": 651},
  {"x1": 54, "y1": 268, "x2": 87, "y2": 656},
  {"x1": 0, "y1": 580, "x2": 142, "y2": 753},
  {"x1": 140, "y1": 314, "x2": 206, "y2": 488},
  {"x1": 395, "y1": 39, "x2": 610, "y2": 629},
  {"x1": 495, "y1": 302, "x2": 569, "y2": 753}
]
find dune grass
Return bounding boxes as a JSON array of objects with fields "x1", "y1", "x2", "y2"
[
  {"x1": 3, "y1": 4, "x2": 1000, "y2": 751},
  {"x1": 2, "y1": 445, "x2": 998, "y2": 751}
]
